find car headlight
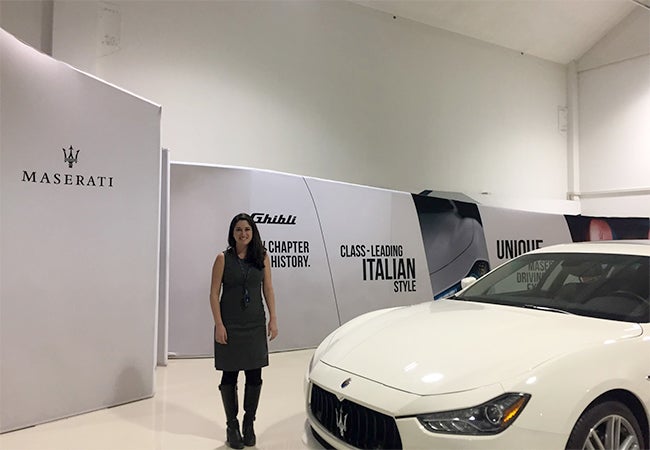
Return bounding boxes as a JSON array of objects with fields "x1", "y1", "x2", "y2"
[{"x1": 417, "y1": 393, "x2": 530, "y2": 435}]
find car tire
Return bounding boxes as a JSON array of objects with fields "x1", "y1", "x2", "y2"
[{"x1": 566, "y1": 400, "x2": 646, "y2": 450}]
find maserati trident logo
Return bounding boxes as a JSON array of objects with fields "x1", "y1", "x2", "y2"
[
  {"x1": 21, "y1": 144, "x2": 114, "y2": 188},
  {"x1": 63, "y1": 145, "x2": 80, "y2": 168},
  {"x1": 335, "y1": 406, "x2": 348, "y2": 438}
]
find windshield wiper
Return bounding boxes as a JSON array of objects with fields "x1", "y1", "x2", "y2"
[{"x1": 522, "y1": 304, "x2": 573, "y2": 315}]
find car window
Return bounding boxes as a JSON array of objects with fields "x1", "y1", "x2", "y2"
[
  {"x1": 486, "y1": 258, "x2": 556, "y2": 294},
  {"x1": 457, "y1": 253, "x2": 649, "y2": 323}
]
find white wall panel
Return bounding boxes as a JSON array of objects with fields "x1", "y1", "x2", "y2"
[
  {"x1": 169, "y1": 164, "x2": 340, "y2": 356},
  {"x1": 305, "y1": 179, "x2": 432, "y2": 323},
  {"x1": 0, "y1": 29, "x2": 161, "y2": 433},
  {"x1": 168, "y1": 163, "x2": 432, "y2": 357},
  {"x1": 478, "y1": 206, "x2": 573, "y2": 268},
  {"x1": 157, "y1": 148, "x2": 170, "y2": 366}
]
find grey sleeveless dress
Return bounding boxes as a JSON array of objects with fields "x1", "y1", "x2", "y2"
[{"x1": 214, "y1": 250, "x2": 269, "y2": 371}]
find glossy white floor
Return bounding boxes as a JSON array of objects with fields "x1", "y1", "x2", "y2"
[{"x1": 0, "y1": 349, "x2": 325, "y2": 450}]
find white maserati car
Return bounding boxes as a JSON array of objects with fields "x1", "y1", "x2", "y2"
[{"x1": 305, "y1": 241, "x2": 650, "y2": 450}]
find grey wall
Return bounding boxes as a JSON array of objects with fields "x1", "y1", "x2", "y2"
[
  {"x1": 3, "y1": 2, "x2": 648, "y2": 215},
  {"x1": 0, "y1": 0, "x2": 52, "y2": 54},
  {"x1": 47, "y1": 0, "x2": 568, "y2": 204},
  {"x1": 576, "y1": 7, "x2": 650, "y2": 217}
]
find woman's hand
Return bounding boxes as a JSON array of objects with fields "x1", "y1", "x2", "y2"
[
  {"x1": 215, "y1": 323, "x2": 228, "y2": 345},
  {"x1": 268, "y1": 317, "x2": 278, "y2": 341}
]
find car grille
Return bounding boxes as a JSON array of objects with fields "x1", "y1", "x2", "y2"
[{"x1": 309, "y1": 383, "x2": 402, "y2": 449}]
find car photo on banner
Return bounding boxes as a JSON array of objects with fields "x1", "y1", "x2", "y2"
[
  {"x1": 305, "y1": 240, "x2": 650, "y2": 450},
  {"x1": 411, "y1": 195, "x2": 491, "y2": 299}
]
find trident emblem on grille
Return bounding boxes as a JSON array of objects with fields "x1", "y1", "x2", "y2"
[
  {"x1": 335, "y1": 406, "x2": 348, "y2": 437},
  {"x1": 62, "y1": 146, "x2": 80, "y2": 168}
]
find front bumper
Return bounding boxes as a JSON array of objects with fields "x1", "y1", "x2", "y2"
[{"x1": 305, "y1": 362, "x2": 567, "y2": 450}]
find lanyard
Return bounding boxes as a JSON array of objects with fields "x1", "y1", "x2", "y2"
[{"x1": 238, "y1": 257, "x2": 251, "y2": 309}]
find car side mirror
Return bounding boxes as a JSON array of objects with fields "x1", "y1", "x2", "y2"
[{"x1": 460, "y1": 277, "x2": 477, "y2": 289}]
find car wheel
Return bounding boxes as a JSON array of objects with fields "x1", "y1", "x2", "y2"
[{"x1": 566, "y1": 400, "x2": 645, "y2": 450}]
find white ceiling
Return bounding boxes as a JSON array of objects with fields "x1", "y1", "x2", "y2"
[{"x1": 352, "y1": 0, "x2": 642, "y2": 64}]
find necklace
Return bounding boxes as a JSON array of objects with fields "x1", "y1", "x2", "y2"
[{"x1": 237, "y1": 256, "x2": 251, "y2": 309}]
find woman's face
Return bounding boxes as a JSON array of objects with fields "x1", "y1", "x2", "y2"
[{"x1": 233, "y1": 220, "x2": 253, "y2": 247}]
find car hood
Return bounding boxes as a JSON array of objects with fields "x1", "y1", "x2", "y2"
[{"x1": 320, "y1": 299, "x2": 643, "y2": 396}]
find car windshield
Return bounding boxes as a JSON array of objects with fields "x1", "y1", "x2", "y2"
[{"x1": 455, "y1": 252, "x2": 649, "y2": 323}]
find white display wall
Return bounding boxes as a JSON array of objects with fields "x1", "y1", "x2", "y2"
[
  {"x1": 478, "y1": 208, "x2": 573, "y2": 268},
  {"x1": 168, "y1": 162, "x2": 649, "y2": 359},
  {"x1": 168, "y1": 163, "x2": 431, "y2": 357},
  {"x1": 0, "y1": 29, "x2": 161, "y2": 433}
]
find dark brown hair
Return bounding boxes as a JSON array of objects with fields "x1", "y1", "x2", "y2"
[{"x1": 226, "y1": 213, "x2": 266, "y2": 269}]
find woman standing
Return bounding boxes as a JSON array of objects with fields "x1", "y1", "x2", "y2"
[{"x1": 210, "y1": 213, "x2": 278, "y2": 449}]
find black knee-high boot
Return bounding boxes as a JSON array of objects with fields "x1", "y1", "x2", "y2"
[
  {"x1": 219, "y1": 384, "x2": 244, "y2": 449},
  {"x1": 242, "y1": 383, "x2": 262, "y2": 447}
]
